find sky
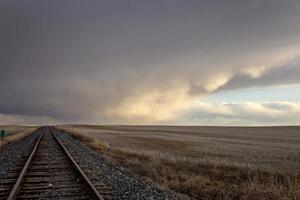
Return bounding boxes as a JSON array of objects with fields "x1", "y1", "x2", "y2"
[{"x1": 0, "y1": 0, "x2": 300, "y2": 125}]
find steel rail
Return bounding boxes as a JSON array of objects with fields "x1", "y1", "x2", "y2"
[
  {"x1": 50, "y1": 127, "x2": 105, "y2": 200},
  {"x1": 7, "y1": 128, "x2": 45, "y2": 200}
]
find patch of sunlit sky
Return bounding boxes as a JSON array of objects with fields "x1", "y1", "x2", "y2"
[{"x1": 202, "y1": 84, "x2": 300, "y2": 103}]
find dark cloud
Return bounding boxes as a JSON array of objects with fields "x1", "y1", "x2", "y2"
[
  {"x1": 188, "y1": 82, "x2": 208, "y2": 96},
  {"x1": 219, "y1": 60, "x2": 300, "y2": 91},
  {"x1": 0, "y1": 0, "x2": 300, "y2": 124}
]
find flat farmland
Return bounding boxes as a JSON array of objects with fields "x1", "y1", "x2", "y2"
[
  {"x1": 0, "y1": 125, "x2": 34, "y2": 136},
  {"x1": 59, "y1": 125, "x2": 300, "y2": 199},
  {"x1": 0, "y1": 125, "x2": 37, "y2": 149}
]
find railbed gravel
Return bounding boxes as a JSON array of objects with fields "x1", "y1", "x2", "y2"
[
  {"x1": 0, "y1": 128, "x2": 40, "y2": 179},
  {"x1": 55, "y1": 130, "x2": 182, "y2": 200}
]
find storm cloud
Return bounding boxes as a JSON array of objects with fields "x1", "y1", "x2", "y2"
[{"x1": 1, "y1": 0, "x2": 300, "y2": 124}]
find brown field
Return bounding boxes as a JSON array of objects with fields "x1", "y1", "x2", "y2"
[
  {"x1": 58, "y1": 125, "x2": 300, "y2": 200},
  {"x1": 0, "y1": 125, "x2": 37, "y2": 150}
]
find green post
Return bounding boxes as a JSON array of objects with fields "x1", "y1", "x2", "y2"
[{"x1": 0, "y1": 130, "x2": 5, "y2": 153}]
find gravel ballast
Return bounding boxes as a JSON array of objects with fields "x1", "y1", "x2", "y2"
[
  {"x1": 0, "y1": 128, "x2": 40, "y2": 179},
  {"x1": 55, "y1": 130, "x2": 182, "y2": 200}
]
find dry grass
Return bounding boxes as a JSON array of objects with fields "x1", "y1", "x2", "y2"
[
  {"x1": 106, "y1": 150, "x2": 300, "y2": 200},
  {"x1": 58, "y1": 125, "x2": 300, "y2": 200},
  {"x1": 0, "y1": 126, "x2": 37, "y2": 151},
  {"x1": 62, "y1": 129, "x2": 109, "y2": 152}
]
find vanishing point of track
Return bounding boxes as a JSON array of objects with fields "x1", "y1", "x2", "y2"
[{"x1": 0, "y1": 127, "x2": 108, "y2": 200}]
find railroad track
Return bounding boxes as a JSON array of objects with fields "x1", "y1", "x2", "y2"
[{"x1": 0, "y1": 127, "x2": 110, "y2": 200}]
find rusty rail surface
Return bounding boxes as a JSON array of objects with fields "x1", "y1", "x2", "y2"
[
  {"x1": 1, "y1": 127, "x2": 107, "y2": 200},
  {"x1": 6, "y1": 129, "x2": 45, "y2": 200},
  {"x1": 50, "y1": 127, "x2": 105, "y2": 200}
]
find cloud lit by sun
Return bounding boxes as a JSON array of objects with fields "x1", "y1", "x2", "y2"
[{"x1": 1, "y1": 0, "x2": 300, "y2": 125}]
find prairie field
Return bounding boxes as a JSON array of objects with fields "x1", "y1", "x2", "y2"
[
  {"x1": 0, "y1": 125, "x2": 37, "y2": 150},
  {"x1": 59, "y1": 125, "x2": 300, "y2": 199},
  {"x1": 0, "y1": 125, "x2": 33, "y2": 136}
]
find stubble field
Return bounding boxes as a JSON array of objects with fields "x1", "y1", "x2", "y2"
[{"x1": 58, "y1": 125, "x2": 300, "y2": 199}]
